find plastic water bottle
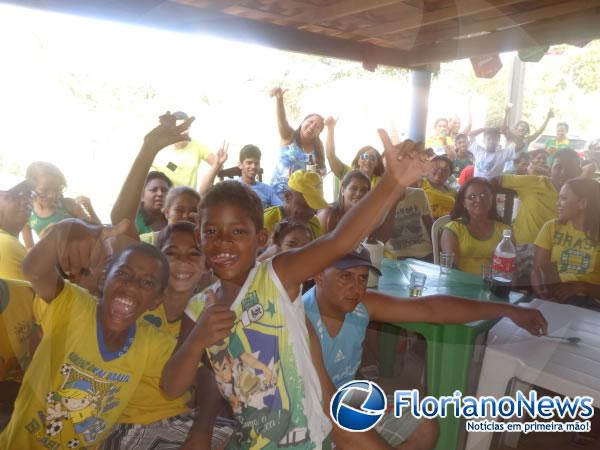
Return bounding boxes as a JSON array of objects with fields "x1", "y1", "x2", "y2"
[{"x1": 490, "y1": 229, "x2": 516, "y2": 298}]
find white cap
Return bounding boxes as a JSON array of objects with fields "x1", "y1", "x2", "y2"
[{"x1": 502, "y1": 229, "x2": 512, "y2": 238}]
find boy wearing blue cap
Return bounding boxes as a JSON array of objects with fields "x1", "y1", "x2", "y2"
[{"x1": 303, "y1": 245, "x2": 548, "y2": 449}]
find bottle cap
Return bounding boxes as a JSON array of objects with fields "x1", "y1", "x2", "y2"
[{"x1": 502, "y1": 229, "x2": 512, "y2": 238}]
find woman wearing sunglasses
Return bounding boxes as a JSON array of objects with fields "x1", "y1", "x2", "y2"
[
  {"x1": 441, "y1": 177, "x2": 510, "y2": 275},
  {"x1": 324, "y1": 117, "x2": 385, "y2": 188}
]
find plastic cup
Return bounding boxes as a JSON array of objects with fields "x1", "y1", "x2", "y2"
[
  {"x1": 409, "y1": 271, "x2": 427, "y2": 297},
  {"x1": 439, "y1": 251, "x2": 455, "y2": 274},
  {"x1": 481, "y1": 262, "x2": 492, "y2": 286}
]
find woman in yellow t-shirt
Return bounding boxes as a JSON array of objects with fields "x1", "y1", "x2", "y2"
[
  {"x1": 441, "y1": 177, "x2": 509, "y2": 275},
  {"x1": 324, "y1": 117, "x2": 384, "y2": 189},
  {"x1": 419, "y1": 155, "x2": 456, "y2": 219},
  {"x1": 532, "y1": 177, "x2": 600, "y2": 308}
]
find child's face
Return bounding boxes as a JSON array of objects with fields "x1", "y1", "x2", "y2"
[
  {"x1": 142, "y1": 179, "x2": 169, "y2": 213},
  {"x1": 61, "y1": 396, "x2": 91, "y2": 411},
  {"x1": 455, "y1": 137, "x2": 469, "y2": 155},
  {"x1": 161, "y1": 230, "x2": 204, "y2": 293},
  {"x1": 239, "y1": 158, "x2": 260, "y2": 181},
  {"x1": 515, "y1": 159, "x2": 529, "y2": 175},
  {"x1": 428, "y1": 160, "x2": 452, "y2": 186},
  {"x1": 200, "y1": 202, "x2": 267, "y2": 286},
  {"x1": 34, "y1": 174, "x2": 62, "y2": 208},
  {"x1": 557, "y1": 124, "x2": 568, "y2": 138},
  {"x1": 483, "y1": 133, "x2": 499, "y2": 152},
  {"x1": 0, "y1": 190, "x2": 32, "y2": 233},
  {"x1": 284, "y1": 190, "x2": 315, "y2": 224},
  {"x1": 101, "y1": 250, "x2": 164, "y2": 332},
  {"x1": 164, "y1": 194, "x2": 198, "y2": 224},
  {"x1": 532, "y1": 152, "x2": 548, "y2": 167},
  {"x1": 214, "y1": 356, "x2": 233, "y2": 383},
  {"x1": 341, "y1": 178, "x2": 370, "y2": 209},
  {"x1": 279, "y1": 228, "x2": 312, "y2": 252},
  {"x1": 316, "y1": 266, "x2": 369, "y2": 314}
]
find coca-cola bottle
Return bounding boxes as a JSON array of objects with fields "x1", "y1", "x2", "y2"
[{"x1": 490, "y1": 229, "x2": 516, "y2": 298}]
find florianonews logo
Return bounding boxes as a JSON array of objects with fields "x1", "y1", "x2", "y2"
[{"x1": 330, "y1": 380, "x2": 387, "y2": 432}]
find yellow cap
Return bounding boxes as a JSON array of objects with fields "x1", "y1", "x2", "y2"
[{"x1": 287, "y1": 170, "x2": 328, "y2": 210}]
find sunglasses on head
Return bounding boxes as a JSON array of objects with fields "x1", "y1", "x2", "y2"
[{"x1": 359, "y1": 153, "x2": 378, "y2": 162}]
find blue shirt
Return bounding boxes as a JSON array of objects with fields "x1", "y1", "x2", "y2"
[
  {"x1": 270, "y1": 141, "x2": 315, "y2": 197},
  {"x1": 237, "y1": 179, "x2": 282, "y2": 209},
  {"x1": 303, "y1": 287, "x2": 370, "y2": 388}
]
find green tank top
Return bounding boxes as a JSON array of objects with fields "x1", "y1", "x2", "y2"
[{"x1": 29, "y1": 203, "x2": 72, "y2": 237}]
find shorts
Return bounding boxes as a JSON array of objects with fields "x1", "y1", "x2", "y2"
[
  {"x1": 101, "y1": 411, "x2": 235, "y2": 450},
  {"x1": 374, "y1": 411, "x2": 423, "y2": 447}
]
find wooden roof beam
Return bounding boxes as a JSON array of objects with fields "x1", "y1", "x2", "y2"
[
  {"x1": 358, "y1": 0, "x2": 528, "y2": 38},
  {"x1": 293, "y1": 0, "x2": 407, "y2": 24},
  {"x1": 405, "y1": 0, "x2": 600, "y2": 47},
  {"x1": 401, "y1": 10, "x2": 600, "y2": 66}
]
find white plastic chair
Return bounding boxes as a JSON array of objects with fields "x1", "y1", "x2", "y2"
[{"x1": 431, "y1": 215, "x2": 451, "y2": 264}]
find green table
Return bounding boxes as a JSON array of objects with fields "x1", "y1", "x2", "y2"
[{"x1": 376, "y1": 258, "x2": 523, "y2": 450}]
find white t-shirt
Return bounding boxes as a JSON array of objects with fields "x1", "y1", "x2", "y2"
[
  {"x1": 385, "y1": 188, "x2": 433, "y2": 258},
  {"x1": 470, "y1": 143, "x2": 515, "y2": 179}
]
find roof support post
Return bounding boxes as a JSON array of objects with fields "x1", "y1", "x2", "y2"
[{"x1": 407, "y1": 69, "x2": 432, "y2": 143}]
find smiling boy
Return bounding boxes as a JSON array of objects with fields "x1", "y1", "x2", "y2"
[
  {"x1": 161, "y1": 130, "x2": 435, "y2": 449},
  {"x1": 237, "y1": 144, "x2": 282, "y2": 209},
  {"x1": 0, "y1": 219, "x2": 178, "y2": 449}
]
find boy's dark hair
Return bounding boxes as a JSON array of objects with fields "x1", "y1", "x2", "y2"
[
  {"x1": 199, "y1": 180, "x2": 264, "y2": 231},
  {"x1": 557, "y1": 122, "x2": 569, "y2": 131},
  {"x1": 156, "y1": 221, "x2": 199, "y2": 250},
  {"x1": 483, "y1": 127, "x2": 501, "y2": 139},
  {"x1": 514, "y1": 153, "x2": 530, "y2": 163},
  {"x1": 455, "y1": 133, "x2": 468, "y2": 142},
  {"x1": 26, "y1": 161, "x2": 67, "y2": 190},
  {"x1": 450, "y1": 177, "x2": 502, "y2": 223},
  {"x1": 434, "y1": 117, "x2": 448, "y2": 127},
  {"x1": 164, "y1": 186, "x2": 200, "y2": 210},
  {"x1": 272, "y1": 219, "x2": 314, "y2": 247},
  {"x1": 213, "y1": 348, "x2": 231, "y2": 365},
  {"x1": 564, "y1": 177, "x2": 600, "y2": 245},
  {"x1": 106, "y1": 242, "x2": 170, "y2": 293},
  {"x1": 239, "y1": 144, "x2": 262, "y2": 163},
  {"x1": 431, "y1": 155, "x2": 455, "y2": 175},
  {"x1": 350, "y1": 146, "x2": 384, "y2": 177},
  {"x1": 145, "y1": 171, "x2": 173, "y2": 188}
]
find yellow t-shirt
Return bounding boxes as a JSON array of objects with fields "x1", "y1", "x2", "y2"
[
  {"x1": 420, "y1": 179, "x2": 456, "y2": 219},
  {"x1": 501, "y1": 175, "x2": 558, "y2": 246},
  {"x1": 151, "y1": 139, "x2": 211, "y2": 188},
  {"x1": 534, "y1": 219, "x2": 600, "y2": 284},
  {"x1": 263, "y1": 206, "x2": 322, "y2": 239},
  {"x1": 0, "y1": 281, "x2": 176, "y2": 449},
  {"x1": 444, "y1": 220, "x2": 510, "y2": 275},
  {"x1": 0, "y1": 278, "x2": 35, "y2": 382},
  {"x1": 119, "y1": 304, "x2": 189, "y2": 425},
  {"x1": 425, "y1": 136, "x2": 455, "y2": 155},
  {"x1": 185, "y1": 261, "x2": 331, "y2": 448},
  {"x1": 0, "y1": 228, "x2": 26, "y2": 280},
  {"x1": 341, "y1": 164, "x2": 381, "y2": 189}
]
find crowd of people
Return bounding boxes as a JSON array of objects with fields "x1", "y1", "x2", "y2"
[{"x1": 0, "y1": 88, "x2": 599, "y2": 449}]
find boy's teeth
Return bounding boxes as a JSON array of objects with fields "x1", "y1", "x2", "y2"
[
  {"x1": 113, "y1": 297, "x2": 135, "y2": 315},
  {"x1": 173, "y1": 273, "x2": 192, "y2": 280}
]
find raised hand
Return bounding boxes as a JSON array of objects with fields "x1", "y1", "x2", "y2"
[
  {"x1": 54, "y1": 219, "x2": 130, "y2": 279},
  {"x1": 269, "y1": 87, "x2": 287, "y2": 99},
  {"x1": 214, "y1": 141, "x2": 229, "y2": 168},
  {"x1": 509, "y1": 307, "x2": 548, "y2": 337},
  {"x1": 377, "y1": 129, "x2": 432, "y2": 187},
  {"x1": 142, "y1": 111, "x2": 195, "y2": 154},
  {"x1": 324, "y1": 116, "x2": 337, "y2": 129},
  {"x1": 75, "y1": 196, "x2": 93, "y2": 211},
  {"x1": 547, "y1": 109, "x2": 555, "y2": 119},
  {"x1": 192, "y1": 290, "x2": 236, "y2": 349}
]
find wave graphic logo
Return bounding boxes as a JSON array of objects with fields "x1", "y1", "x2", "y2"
[{"x1": 330, "y1": 380, "x2": 387, "y2": 432}]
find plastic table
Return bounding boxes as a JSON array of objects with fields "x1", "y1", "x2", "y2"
[
  {"x1": 376, "y1": 258, "x2": 523, "y2": 450},
  {"x1": 466, "y1": 299, "x2": 600, "y2": 450}
]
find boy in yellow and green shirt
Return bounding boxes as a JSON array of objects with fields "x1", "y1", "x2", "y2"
[{"x1": 160, "y1": 130, "x2": 433, "y2": 449}]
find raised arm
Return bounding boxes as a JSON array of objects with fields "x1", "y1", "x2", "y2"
[
  {"x1": 468, "y1": 127, "x2": 486, "y2": 138},
  {"x1": 22, "y1": 219, "x2": 128, "y2": 302},
  {"x1": 529, "y1": 109, "x2": 553, "y2": 142},
  {"x1": 502, "y1": 105, "x2": 519, "y2": 143},
  {"x1": 269, "y1": 88, "x2": 294, "y2": 144},
  {"x1": 324, "y1": 117, "x2": 346, "y2": 179},
  {"x1": 462, "y1": 103, "x2": 472, "y2": 136},
  {"x1": 74, "y1": 196, "x2": 102, "y2": 224},
  {"x1": 274, "y1": 131, "x2": 431, "y2": 296},
  {"x1": 364, "y1": 291, "x2": 547, "y2": 336},
  {"x1": 198, "y1": 142, "x2": 228, "y2": 196},
  {"x1": 22, "y1": 223, "x2": 35, "y2": 251},
  {"x1": 111, "y1": 113, "x2": 194, "y2": 235}
]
